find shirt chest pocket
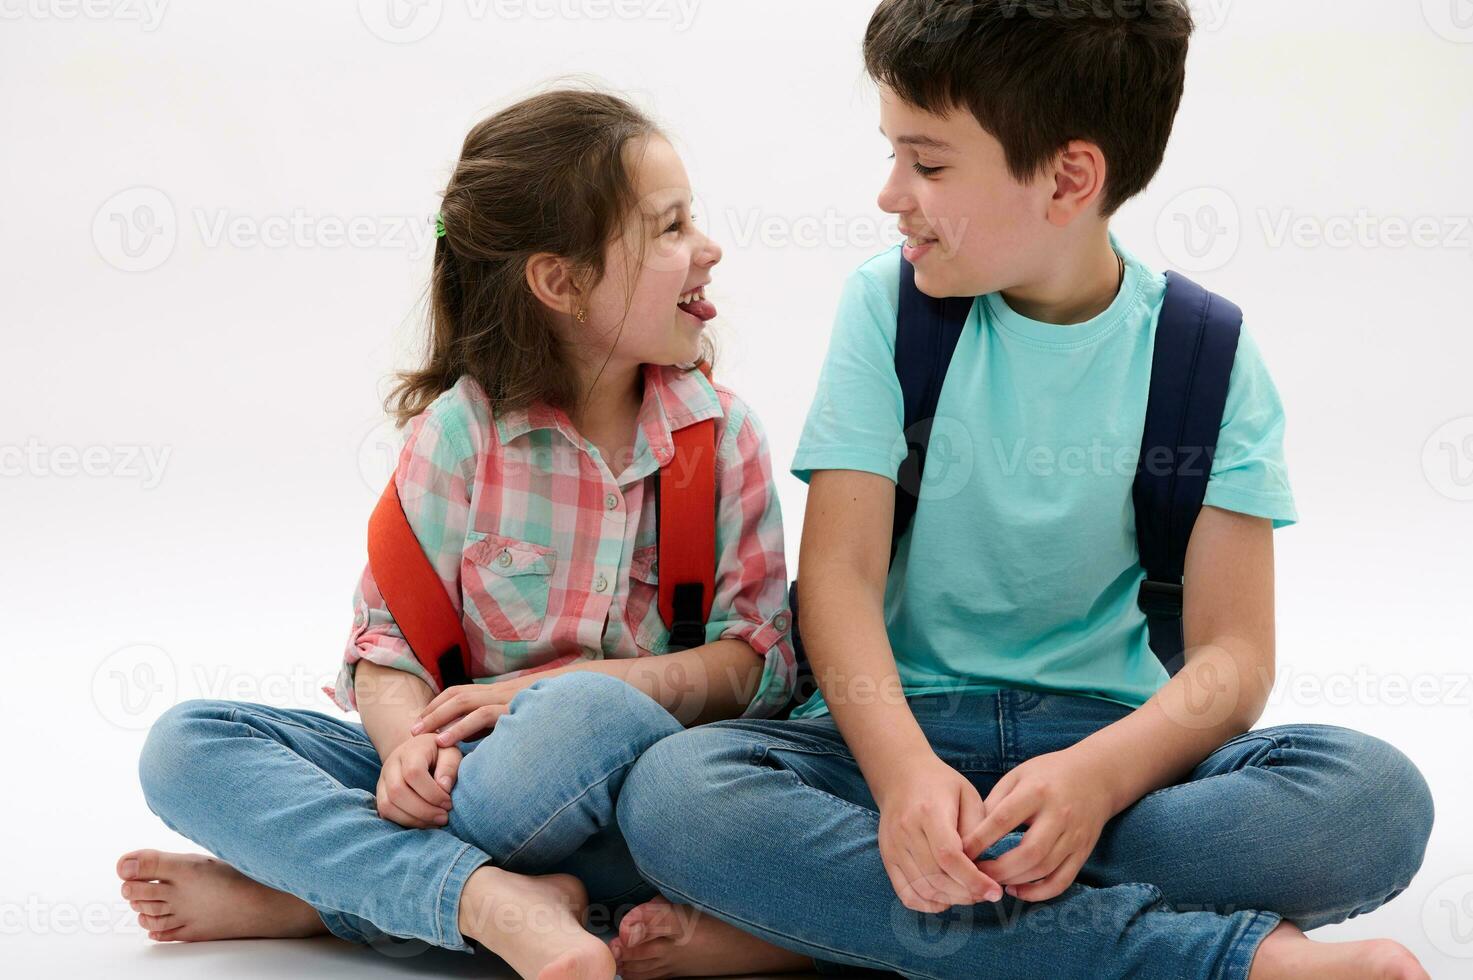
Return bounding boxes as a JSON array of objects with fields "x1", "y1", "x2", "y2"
[
  {"x1": 624, "y1": 545, "x2": 670, "y2": 654},
  {"x1": 462, "y1": 533, "x2": 557, "y2": 643}
]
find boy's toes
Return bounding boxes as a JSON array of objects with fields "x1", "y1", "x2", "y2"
[
  {"x1": 130, "y1": 900, "x2": 171, "y2": 916},
  {"x1": 618, "y1": 896, "x2": 684, "y2": 946}
]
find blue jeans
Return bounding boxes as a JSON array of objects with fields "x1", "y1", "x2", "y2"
[
  {"x1": 617, "y1": 688, "x2": 1435, "y2": 980},
  {"x1": 137, "y1": 671, "x2": 682, "y2": 954}
]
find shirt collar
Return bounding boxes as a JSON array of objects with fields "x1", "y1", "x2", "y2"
[{"x1": 493, "y1": 363, "x2": 723, "y2": 464}]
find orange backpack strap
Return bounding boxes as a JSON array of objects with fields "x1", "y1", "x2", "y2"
[
  {"x1": 367, "y1": 476, "x2": 472, "y2": 691},
  {"x1": 656, "y1": 362, "x2": 718, "y2": 650}
]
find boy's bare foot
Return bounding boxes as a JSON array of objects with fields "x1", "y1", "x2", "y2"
[
  {"x1": 1248, "y1": 920, "x2": 1430, "y2": 980},
  {"x1": 457, "y1": 864, "x2": 615, "y2": 980},
  {"x1": 610, "y1": 895, "x2": 815, "y2": 980},
  {"x1": 116, "y1": 849, "x2": 328, "y2": 942}
]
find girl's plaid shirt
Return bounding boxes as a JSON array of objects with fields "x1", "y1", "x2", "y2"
[{"x1": 323, "y1": 363, "x2": 797, "y2": 719}]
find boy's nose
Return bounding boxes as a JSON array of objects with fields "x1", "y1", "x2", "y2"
[{"x1": 876, "y1": 177, "x2": 912, "y2": 217}]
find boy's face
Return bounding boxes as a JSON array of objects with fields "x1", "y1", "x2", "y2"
[{"x1": 877, "y1": 85, "x2": 1054, "y2": 300}]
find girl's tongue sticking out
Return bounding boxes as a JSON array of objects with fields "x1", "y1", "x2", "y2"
[{"x1": 677, "y1": 293, "x2": 718, "y2": 322}]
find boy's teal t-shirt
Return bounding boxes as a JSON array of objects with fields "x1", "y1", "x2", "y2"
[{"x1": 788, "y1": 233, "x2": 1297, "y2": 721}]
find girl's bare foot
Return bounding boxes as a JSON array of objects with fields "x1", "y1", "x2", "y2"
[
  {"x1": 610, "y1": 895, "x2": 815, "y2": 980},
  {"x1": 1248, "y1": 920, "x2": 1430, "y2": 980},
  {"x1": 457, "y1": 864, "x2": 614, "y2": 980},
  {"x1": 116, "y1": 849, "x2": 328, "y2": 942}
]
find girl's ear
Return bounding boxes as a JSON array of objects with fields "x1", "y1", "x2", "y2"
[{"x1": 525, "y1": 252, "x2": 581, "y2": 318}]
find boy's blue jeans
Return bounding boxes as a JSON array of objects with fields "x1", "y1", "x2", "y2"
[
  {"x1": 137, "y1": 670, "x2": 680, "y2": 953},
  {"x1": 139, "y1": 672, "x2": 1433, "y2": 978},
  {"x1": 617, "y1": 688, "x2": 1435, "y2": 980}
]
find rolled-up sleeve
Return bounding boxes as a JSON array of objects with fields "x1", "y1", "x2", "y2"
[
  {"x1": 322, "y1": 405, "x2": 476, "y2": 713},
  {"x1": 703, "y1": 396, "x2": 798, "y2": 719}
]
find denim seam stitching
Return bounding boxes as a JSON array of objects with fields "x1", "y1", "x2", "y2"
[
  {"x1": 500, "y1": 761, "x2": 634, "y2": 866},
  {"x1": 434, "y1": 841, "x2": 479, "y2": 948},
  {"x1": 1219, "y1": 908, "x2": 1283, "y2": 980},
  {"x1": 1133, "y1": 739, "x2": 1285, "y2": 804},
  {"x1": 757, "y1": 750, "x2": 880, "y2": 819},
  {"x1": 228, "y1": 707, "x2": 375, "y2": 749}
]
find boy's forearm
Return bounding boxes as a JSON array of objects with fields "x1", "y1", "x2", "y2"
[
  {"x1": 797, "y1": 566, "x2": 933, "y2": 806},
  {"x1": 535, "y1": 639, "x2": 762, "y2": 726},
  {"x1": 355, "y1": 660, "x2": 435, "y2": 760},
  {"x1": 1071, "y1": 635, "x2": 1271, "y2": 818}
]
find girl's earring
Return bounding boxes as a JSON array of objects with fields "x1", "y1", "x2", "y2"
[{"x1": 575, "y1": 307, "x2": 588, "y2": 324}]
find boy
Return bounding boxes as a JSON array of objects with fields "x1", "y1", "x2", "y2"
[{"x1": 611, "y1": 3, "x2": 1434, "y2": 978}]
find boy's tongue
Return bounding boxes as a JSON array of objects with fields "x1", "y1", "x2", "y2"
[{"x1": 677, "y1": 297, "x2": 718, "y2": 322}]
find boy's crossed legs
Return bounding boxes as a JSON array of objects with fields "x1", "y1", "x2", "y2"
[{"x1": 614, "y1": 688, "x2": 1434, "y2": 980}]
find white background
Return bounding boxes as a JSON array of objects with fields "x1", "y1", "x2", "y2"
[{"x1": 3, "y1": 0, "x2": 1471, "y2": 976}]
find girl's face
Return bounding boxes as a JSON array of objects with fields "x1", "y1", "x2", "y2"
[{"x1": 578, "y1": 135, "x2": 722, "y2": 369}]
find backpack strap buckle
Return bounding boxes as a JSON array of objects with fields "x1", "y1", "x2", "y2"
[{"x1": 1136, "y1": 579, "x2": 1184, "y2": 620}]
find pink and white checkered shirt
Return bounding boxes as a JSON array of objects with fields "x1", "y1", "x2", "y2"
[{"x1": 323, "y1": 363, "x2": 797, "y2": 719}]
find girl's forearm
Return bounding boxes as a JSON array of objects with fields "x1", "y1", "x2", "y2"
[
  {"x1": 536, "y1": 639, "x2": 762, "y2": 726},
  {"x1": 355, "y1": 660, "x2": 435, "y2": 760}
]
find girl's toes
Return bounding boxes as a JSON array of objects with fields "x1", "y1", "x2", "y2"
[
  {"x1": 118, "y1": 848, "x2": 164, "y2": 882},
  {"x1": 121, "y1": 880, "x2": 168, "y2": 902},
  {"x1": 137, "y1": 912, "x2": 175, "y2": 931},
  {"x1": 130, "y1": 900, "x2": 170, "y2": 916}
]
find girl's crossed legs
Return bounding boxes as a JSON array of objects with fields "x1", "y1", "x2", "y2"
[{"x1": 120, "y1": 671, "x2": 739, "y2": 977}]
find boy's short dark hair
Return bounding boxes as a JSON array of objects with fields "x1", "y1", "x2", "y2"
[{"x1": 864, "y1": 0, "x2": 1195, "y2": 217}]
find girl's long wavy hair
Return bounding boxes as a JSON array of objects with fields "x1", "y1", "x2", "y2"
[{"x1": 386, "y1": 87, "x2": 715, "y2": 428}]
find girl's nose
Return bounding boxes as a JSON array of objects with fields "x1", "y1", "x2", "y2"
[{"x1": 697, "y1": 231, "x2": 722, "y2": 267}]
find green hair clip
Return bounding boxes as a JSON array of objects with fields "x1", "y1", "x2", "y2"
[{"x1": 434, "y1": 211, "x2": 446, "y2": 238}]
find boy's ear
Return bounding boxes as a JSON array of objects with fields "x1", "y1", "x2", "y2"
[
  {"x1": 524, "y1": 252, "x2": 581, "y2": 318},
  {"x1": 1045, "y1": 139, "x2": 1109, "y2": 225}
]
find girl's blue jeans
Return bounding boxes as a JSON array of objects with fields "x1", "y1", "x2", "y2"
[
  {"x1": 137, "y1": 670, "x2": 680, "y2": 953},
  {"x1": 616, "y1": 688, "x2": 1434, "y2": 980},
  {"x1": 139, "y1": 673, "x2": 1433, "y2": 979}
]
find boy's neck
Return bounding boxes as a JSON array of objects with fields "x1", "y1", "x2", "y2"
[{"x1": 999, "y1": 227, "x2": 1123, "y2": 326}]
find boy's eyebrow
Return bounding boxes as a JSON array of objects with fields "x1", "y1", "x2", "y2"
[{"x1": 879, "y1": 125, "x2": 956, "y2": 153}]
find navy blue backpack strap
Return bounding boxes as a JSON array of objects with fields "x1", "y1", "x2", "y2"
[
  {"x1": 891, "y1": 253, "x2": 974, "y2": 565},
  {"x1": 1134, "y1": 271, "x2": 1242, "y2": 677},
  {"x1": 781, "y1": 253, "x2": 972, "y2": 718}
]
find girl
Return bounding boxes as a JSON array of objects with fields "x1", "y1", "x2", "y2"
[{"x1": 117, "y1": 89, "x2": 817, "y2": 980}]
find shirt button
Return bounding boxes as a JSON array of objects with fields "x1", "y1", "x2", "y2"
[
  {"x1": 497, "y1": 551, "x2": 512, "y2": 568},
  {"x1": 774, "y1": 613, "x2": 790, "y2": 631},
  {"x1": 594, "y1": 575, "x2": 609, "y2": 593},
  {"x1": 605, "y1": 492, "x2": 619, "y2": 511}
]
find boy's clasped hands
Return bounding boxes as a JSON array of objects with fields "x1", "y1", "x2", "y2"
[{"x1": 875, "y1": 744, "x2": 1118, "y2": 911}]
